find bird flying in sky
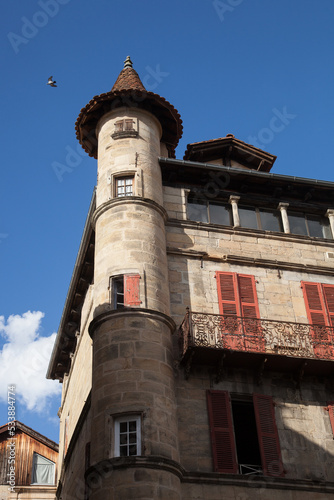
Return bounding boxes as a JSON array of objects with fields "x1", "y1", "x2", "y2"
[{"x1": 47, "y1": 76, "x2": 57, "y2": 87}]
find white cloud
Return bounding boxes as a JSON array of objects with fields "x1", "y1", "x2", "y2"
[{"x1": 0, "y1": 311, "x2": 61, "y2": 413}]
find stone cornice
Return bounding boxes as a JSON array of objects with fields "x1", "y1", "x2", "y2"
[
  {"x1": 84, "y1": 457, "x2": 334, "y2": 495},
  {"x1": 92, "y1": 196, "x2": 168, "y2": 228},
  {"x1": 89, "y1": 307, "x2": 176, "y2": 338},
  {"x1": 167, "y1": 218, "x2": 334, "y2": 248},
  {"x1": 166, "y1": 247, "x2": 334, "y2": 277}
]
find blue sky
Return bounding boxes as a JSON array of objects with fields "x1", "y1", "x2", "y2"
[{"x1": 1, "y1": 0, "x2": 333, "y2": 444}]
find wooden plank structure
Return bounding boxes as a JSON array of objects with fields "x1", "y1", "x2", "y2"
[{"x1": 0, "y1": 421, "x2": 58, "y2": 487}]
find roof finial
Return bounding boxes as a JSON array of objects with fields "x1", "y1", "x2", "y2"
[{"x1": 124, "y1": 56, "x2": 133, "y2": 69}]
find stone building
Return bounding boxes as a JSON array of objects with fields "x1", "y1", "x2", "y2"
[{"x1": 47, "y1": 57, "x2": 334, "y2": 499}]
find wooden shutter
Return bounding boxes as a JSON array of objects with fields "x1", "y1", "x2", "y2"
[
  {"x1": 323, "y1": 285, "x2": 334, "y2": 327},
  {"x1": 207, "y1": 390, "x2": 238, "y2": 473},
  {"x1": 124, "y1": 274, "x2": 141, "y2": 306},
  {"x1": 253, "y1": 394, "x2": 284, "y2": 477},
  {"x1": 302, "y1": 282, "x2": 334, "y2": 358},
  {"x1": 327, "y1": 402, "x2": 334, "y2": 437},
  {"x1": 216, "y1": 272, "x2": 240, "y2": 316},
  {"x1": 302, "y1": 282, "x2": 328, "y2": 326},
  {"x1": 237, "y1": 275, "x2": 260, "y2": 319}
]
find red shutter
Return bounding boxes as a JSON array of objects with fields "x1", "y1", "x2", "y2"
[
  {"x1": 302, "y1": 282, "x2": 333, "y2": 358},
  {"x1": 124, "y1": 274, "x2": 141, "y2": 306},
  {"x1": 216, "y1": 272, "x2": 240, "y2": 350},
  {"x1": 327, "y1": 402, "x2": 334, "y2": 437},
  {"x1": 216, "y1": 272, "x2": 240, "y2": 316},
  {"x1": 207, "y1": 390, "x2": 238, "y2": 474},
  {"x1": 237, "y1": 275, "x2": 260, "y2": 319},
  {"x1": 238, "y1": 274, "x2": 262, "y2": 352},
  {"x1": 253, "y1": 394, "x2": 284, "y2": 477},
  {"x1": 302, "y1": 282, "x2": 328, "y2": 326},
  {"x1": 322, "y1": 285, "x2": 334, "y2": 327}
]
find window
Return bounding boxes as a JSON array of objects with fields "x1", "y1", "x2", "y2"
[
  {"x1": 114, "y1": 415, "x2": 141, "y2": 457},
  {"x1": 31, "y1": 453, "x2": 55, "y2": 485},
  {"x1": 289, "y1": 212, "x2": 331, "y2": 238},
  {"x1": 216, "y1": 272, "x2": 263, "y2": 352},
  {"x1": 115, "y1": 176, "x2": 134, "y2": 197},
  {"x1": 114, "y1": 119, "x2": 135, "y2": 133},
  {"x1": 112, "y1": 119, "x2": 138, "y2": 139},
  {"x1": 207, "y1": 391, "x2": 284, "y2": 477},
  {"x1": 301, "y1": 281, "x2": 334, "y2": 357},
  {"x1": 111, "y1": 274, "x2": 141, "y2": 309},
  {"x1": 238, "y1": 206, "x2": 282, "y2": 232},
  {"x1": 187, "y1": 198, "x2": 232, "y2": 225}
]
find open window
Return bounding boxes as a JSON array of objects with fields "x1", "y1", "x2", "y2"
[
  {"x1": 114, "y1": 415, "x2": 141, "y2": 457},
  {"x1": 207, "y1": 390, "x2": 284, "y2": 477},
  {"x1": 31, "y1": 453, "x2": 55, "y2": 485},
  {"x1": 110, "y1": 274, "x2": 141, "y2": 309}
]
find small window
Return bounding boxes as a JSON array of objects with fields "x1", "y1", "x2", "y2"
[
  {"x1": 111, "y1": 274, "x2": 141, "y2": 309},
  {"x1": 114, "y1": 415, "x2": 141, "y2": 457},
  {"x1": 31, "y1": 453, "x2": 55, "y2": 485},
  {"x1": 112, "y1": 119, "x2": 138, "y2": 139},
  {"x1": 116, "y1": 176, "x2": 134, "y2": 197}
]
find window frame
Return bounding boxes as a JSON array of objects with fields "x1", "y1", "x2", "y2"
[
  {"x1": 187, "y1": 198, "x2": 232, "y2": 226},
  {"x1": 31, "y1": 452, "x2": 56, "y2": 485},
  {"x1": 115, "y1": 175, "x2": 134, "y2": 198},
  {"x1": 207, "y1": 390, "x2": 284, "y2": 477},
  {"x1": 110, "y1": 274, "x2": 141, "y2": 309},
  {"x1": 288, "y1": 211, "x2": 331, "y2": 238},
  {"x1": 114, "y1": 415, "x2": 141, "y2": 457}
]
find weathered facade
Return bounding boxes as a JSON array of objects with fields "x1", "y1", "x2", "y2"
[
  {"x1": 0, "y1": 421, "x2": 58, "y2": 500},
  {"x1": 47, "y1": 57, "x2": 334, "y2": 499}
]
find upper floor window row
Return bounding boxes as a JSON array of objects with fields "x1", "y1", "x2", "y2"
[{"x1": 187, "y1": 196, "x2": 333, "y2": 239}]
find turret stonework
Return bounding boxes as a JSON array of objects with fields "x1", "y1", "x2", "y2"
[{"x1": 48, "y1": 58, "x2": 334, "y2": 500}]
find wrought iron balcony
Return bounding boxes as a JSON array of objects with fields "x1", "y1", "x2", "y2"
[{"x1": 179, "y1": 309, "x2": 334, "y2": 378}]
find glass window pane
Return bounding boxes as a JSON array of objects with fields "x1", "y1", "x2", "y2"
[
  {"x1": 307, "y1": 216, "x2": 330, "y2": 238},
  {"x1": 259, "y1": 209, "x2": 282, "y2": 232},
  {"x1": 209, "y1": 203, "x2": 231, "y2": 225},
  {"x1": 239, "y1": 207, "x2": 258, "y2": 229},
  {"x1": 289, "y1": 213, "x2": 308, "y2": 236},
  {"x1": 187, "y1": 202, "x2": 208, "y2": 223},
  {"x1": 128, "y1": 421, "x2": 137, "y2": 432}
]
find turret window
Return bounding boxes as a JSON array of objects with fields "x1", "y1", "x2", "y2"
[
  {"x1": 114, "y1": 415, "x2": 141, "y2": 457},
  {"x1": 112, "y1": 119, "x2": 138, "y2": 139},
  {"x1": 110, "y1": 274, "x2": 141, "y2": 308},
  {"x1": 116, "y1": 176, "x2": 134, "y2": 197}
]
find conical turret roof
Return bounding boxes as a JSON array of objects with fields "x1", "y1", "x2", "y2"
[
  {"x1": 111, "y1": 56, "x2": 146, "y2": 92},
  {"x1": 75, "y1": 57, "x2": 183, "y2": 158}
]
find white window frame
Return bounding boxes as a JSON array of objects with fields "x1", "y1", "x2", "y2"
[
  {"x1": 115, "y1": 175, "x2": 134, "y2": 198},
  {"x1": 114, "y1": 415, "x2": 141, "y2": 457}
]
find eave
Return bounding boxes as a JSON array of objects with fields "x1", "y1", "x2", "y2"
[{"x1": 47, "y1": 190, "x2": 96, "y2": 381}]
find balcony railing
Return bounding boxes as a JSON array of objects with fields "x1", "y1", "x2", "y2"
[{"x1": 179, "y1": 310, "x2": 334, "y2": 362}]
